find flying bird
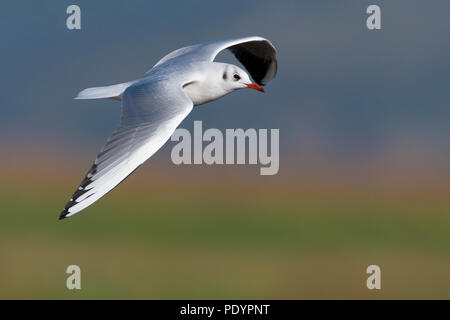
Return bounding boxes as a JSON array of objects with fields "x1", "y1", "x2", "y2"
[{"x1": 60, "y1": 36, "x2": 278, "y2": 219}]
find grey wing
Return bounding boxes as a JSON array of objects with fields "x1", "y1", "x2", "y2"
[
  {"x1": 60, "y1": 80, "x2": 193, "y2": 219},
  {"x1": 151, "y1": 36, "x2": 277, "y2": 85}
]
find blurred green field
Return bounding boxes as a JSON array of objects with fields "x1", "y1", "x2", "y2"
[{"x1": 1, "y1": 159, "x2": 450, "y2": 299}]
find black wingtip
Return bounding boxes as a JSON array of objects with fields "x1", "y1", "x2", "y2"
[
  {"x1": 59, "y1": 210, "x2": 68, "y2": 220},
  {"x1": 58, "y1": 163, "x2": 97, "y2": 221}
]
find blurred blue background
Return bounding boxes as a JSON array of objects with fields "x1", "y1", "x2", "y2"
[{"x1": 2, "y1": 0, "x2": 449, "y2": 161}]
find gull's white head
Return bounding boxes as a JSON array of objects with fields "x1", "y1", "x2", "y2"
[
  {"x1": 183, "y1": 62, "x2": 264, "y2": 106},
  {"x1": 221, "y1": 64, "x2": 265, "y2": 93}
]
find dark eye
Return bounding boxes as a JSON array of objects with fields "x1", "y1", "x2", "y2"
[{"x1": 233, "y1": 74, "x2": 241, "y2": 81}]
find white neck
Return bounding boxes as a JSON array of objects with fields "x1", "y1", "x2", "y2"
[{"x1": 183, "y1": 80, "x2": 229, "y2": 106}]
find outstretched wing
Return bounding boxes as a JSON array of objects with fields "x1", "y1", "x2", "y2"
[
  {"x1": 60, "y1": 80, "x2": 193, "y2": 219},
  {"x1": 151, "y1": 36, "x2": 277, "y2": 85}
]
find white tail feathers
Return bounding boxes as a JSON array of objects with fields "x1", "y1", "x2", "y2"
[{"x1": 75, "y1": 81, "x2": 135, "y2": 100}]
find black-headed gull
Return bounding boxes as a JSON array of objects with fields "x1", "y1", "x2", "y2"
[{"x1": 60, "y1": 36, "x2": 277, "y2": 219}]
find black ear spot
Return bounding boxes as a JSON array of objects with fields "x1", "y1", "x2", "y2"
[{"x1": 223, "y1": 72, "x2": 227, "y2": 80}]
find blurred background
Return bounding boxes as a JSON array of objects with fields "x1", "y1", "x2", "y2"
[{"x1": 1, "y1": 0, "x2": 449, "y2": 299}]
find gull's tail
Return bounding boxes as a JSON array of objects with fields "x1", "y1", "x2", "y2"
[{"x1": 75, "y1": 81, "x2": 135, "y2": 101}]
